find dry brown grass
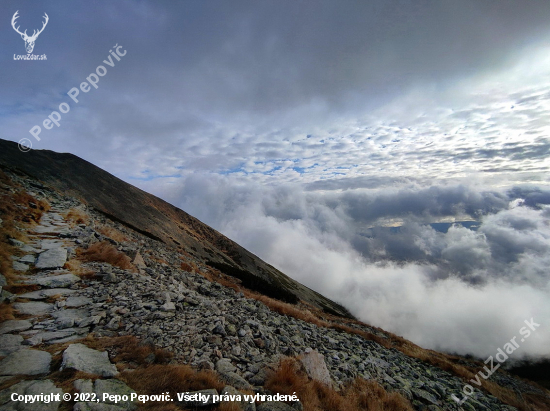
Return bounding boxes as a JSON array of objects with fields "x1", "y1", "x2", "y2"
[
  {"x1": 91, "y1": 335, "x2": 174, "y2": 367},
  {"x1": 64, "y1": 258, "x2": 96, "y2": 279},
  {"x1": 0, "y1": 241, "x2": 18, "y2": 286},
  {"x1": 96, "y1": 224, "x2": 129, "y2": 243},
  {"x1": 0, "y1": 303, "x2": 14, "y2": 322},
  {"x1": 77, "y1": 241, "x2": 136, "y2": 271},
  {"x1": 0, "y1": 184, "x2": 50, "y2": 229},
  {"x1": 2, "y1": 283, "x2": 40, "y2": 294},
  {"x1": 266, "y1": 357, "x2": 413, "y2": 411},
  {"x1": 180, "y1": 261, "x2": 199, "y2": 273},
  {"x1": 0, "y1": 171, "x2": 50, "y2": 287},
  {"x1": 64, "y1": 207, "x2": 89, "y2": 226},
  {"x1": 120, "y1": 364, "x2": 225, "y2": 411}
]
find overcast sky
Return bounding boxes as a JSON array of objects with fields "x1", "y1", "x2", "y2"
[{"x1": 2, "y1": 0, "x2": 550, "y2": 360}]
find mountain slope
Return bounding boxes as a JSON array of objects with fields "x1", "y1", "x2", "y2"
[{"x1": 0, "y1": 138, "x2": 351, "y2": 318}]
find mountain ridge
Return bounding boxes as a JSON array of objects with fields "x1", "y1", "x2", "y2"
[{"x1": 0, "y1": 138, "x2": 352, "y2": 318}]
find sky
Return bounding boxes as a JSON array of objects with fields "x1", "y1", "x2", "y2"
[{"x1": 1, "y1": 0, "x2": 550, "y2": 360}]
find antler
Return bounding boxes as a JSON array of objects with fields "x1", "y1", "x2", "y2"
[
  {"x1": 11, "y1": 11, "x2": 27, "y2": 37},
  {"x1": 29, "y1": 13, "x2": 49, "y2": 40}
]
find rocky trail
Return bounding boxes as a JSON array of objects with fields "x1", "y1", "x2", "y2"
[{"x1": 0, "y1": 174, "x2": 549, "y2": 411}]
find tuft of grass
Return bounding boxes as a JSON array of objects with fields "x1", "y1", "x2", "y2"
[
  {"x1": 0, "y1": 240, "x2": 19, "y2": 286},
  {"x1": 119, "y1": 364, "x2": 225, "y2": 411},
  {"x1": 78, "y1": 241, "x2": 136, "y2": 271},
  {"x1": 64, "y1": 259, "x2": 96, "y2": 279},
  {"x1": 2, "y1": 284, "x2": 40, "y2": 294},
  {"x1": 96, "y1": 224, "x2": 129, "y2": 243},
  {"x1": 64, "y1": 207, "x2": 90, "y2": 226},
  {"x1": 0, "y1": 303, "x2": 15, "y2": 322},
  {"x1": 180, "y1": 261, "x2": 197, "y2": 273}
]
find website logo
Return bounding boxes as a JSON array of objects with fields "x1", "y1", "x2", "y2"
[{"x1": 12, "y1": 10, "x2": 48, "y2": 60}]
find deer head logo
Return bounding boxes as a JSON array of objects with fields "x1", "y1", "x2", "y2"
[{"x1": 11, "y1": 11, "x2": 49, "y2": 54}]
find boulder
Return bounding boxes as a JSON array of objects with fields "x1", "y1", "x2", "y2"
[
  {"x1": 220, "y1": 371, "x2": 253, "y2": 390},
  {"x1": 65, "y1": 296, "x2": 93, "y2": 307},
  {"x1": 132, "y1": 252, "x2": 146, "y2": 268},
  {"x1": 299, "y1": 350, "x2": 332, "y2": 387},
  {"x1": 61, "y1": 344, "x2": 118, "y2": 377},
  {"x1": 17, "y1": 288, "x2": 77, "y2": 300},
  {"x1": 32, "y1": 273, "x2": 80, "y2": 288},
  {"x1": 216, "y1": 359, "x2": 237, "y2": 374},
  {"x1": 0, "y1": 349, "x2": 51, "y2": 375}
]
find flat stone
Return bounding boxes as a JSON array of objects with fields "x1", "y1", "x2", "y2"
[
  {"x1": 60, "y1": 343, "x2": 118, "y2": 377},
  {"x1": 0, "y1": 320, "x2": 32, "y2": 334},
  {"x1": 47, "y1": 335, "x2": 82, "y2": 345},
  {"x1": 0, "y1": 349, "x2": 51, "y2": 375},
  {"x1": 40, "y1": 239, "x2": 65, "y2": 250},
  {"x1": 20, "y1": 245, "x2": 40, "y2": 253},
  {"x1": 13, "y1": 302, "x2": 53, "y2": 315},
  {"x1": 52, "y1": 309, "x2": 90, "y2": 324},
  {"x1": 17, "y1": 288, "x2": 77, "y2": 300},
  {"x1": 65, "y1": 296, "x2": 93, "y2": 307},
  {"x1": 35, "y1": 329, "x2": 76, "y2": 342},
  {"x1": 0, "y1": 335, "x2": 24, "y2": 356},
  {"x1": 18, "y1": 255, "x2": 36, "y2": 264},
  {"x1": 412, "y1": 388, "x2": 440, "y2": 405},
  {"x1": 0, "y1": 380, "x2": 37, "y2": 405},
  {"x1": 0, "y1": 275, "x2": 6, "y2": 287},
  {"x1": 33, "y1": 225, "x2": 67, "y2": 235},
  {"x1": 29, "y1": 273, "x2": 80, "y2": 288},
  {"x1": 35, "y1": 248, "x2": 67, "y2": 269},
  {"x1": 17, "y1": 380, "x2": 62, "y2": 411},
  {"x1": 22, "y1": 334, "x2": 43, "y2": 346},
  {"x1": 299, "y1": 350, "x2": 332, "y2": 387},
  {"x1": 12, "y1": 262, "x2": 28, "y2": 272},
  {"x1": 220, "y1": 371, "x2": 252, "y2": 390}
]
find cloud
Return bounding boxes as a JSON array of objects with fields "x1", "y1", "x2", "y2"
[{"x1": 152, "y1": 174, "x2": 550, "y2": 359}]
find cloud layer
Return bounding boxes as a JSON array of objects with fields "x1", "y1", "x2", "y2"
[{"x1": 157, "y1": 175, "x2": 550, "y2": 359}]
